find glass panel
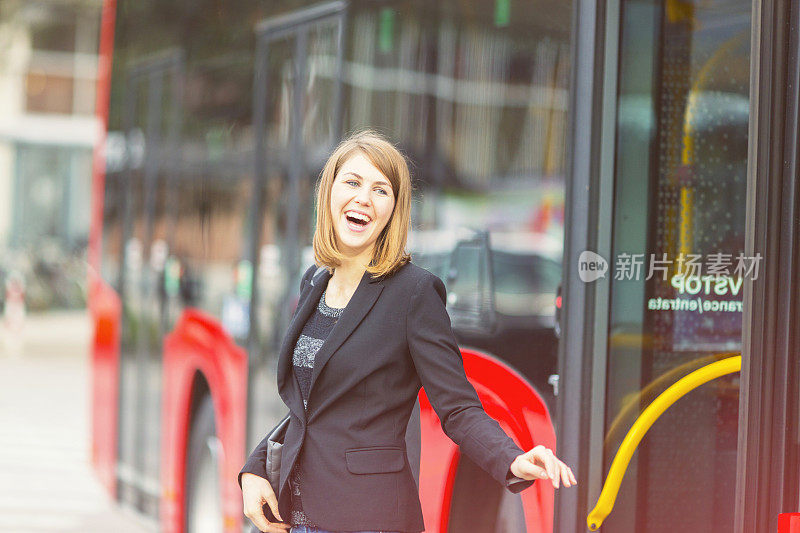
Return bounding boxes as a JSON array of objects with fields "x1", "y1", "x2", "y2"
[
  {"x1": 117, "y1": 64, "x2": 182, "y2": 513},
  {"x1": 604, "y1": 1, "x2": 750, "y2": 530}
]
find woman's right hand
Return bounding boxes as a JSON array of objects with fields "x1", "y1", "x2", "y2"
[{"x1": 241, "y1": 473, "x2": 291, "y2": 533}]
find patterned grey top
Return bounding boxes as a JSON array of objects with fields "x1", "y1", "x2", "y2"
[{"x1": 289, "y1": 288, "x2": 345, "y2": 527}]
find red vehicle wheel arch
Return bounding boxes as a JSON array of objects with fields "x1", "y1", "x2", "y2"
[
  {"x1": 418, "y1": 347, "x2": 556, "y2": 533},
  {"x1": 160, "y1": 309, "x2": 248, "y2": 533}
]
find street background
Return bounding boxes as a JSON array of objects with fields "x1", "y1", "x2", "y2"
[{"x1": 0, "y1": 311, "x2": 155, "y2": 533}]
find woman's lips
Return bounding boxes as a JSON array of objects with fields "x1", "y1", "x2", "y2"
[{"x1": 344, "y1": 214, "x2": 370, "y2": 233}]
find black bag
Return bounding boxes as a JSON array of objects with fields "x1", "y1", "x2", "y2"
[
  {"x1": 252, "y1": 413, "x2": 291, "y2": 531},
  {"x1": 264, "y1": 413, "x2": 290, "y2": 495}
]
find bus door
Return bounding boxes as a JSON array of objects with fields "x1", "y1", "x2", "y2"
[
  {"x1": 116, "y1": 50, "x2": 185, "y2": 516},
  {"x1": 557, "y1": 0, "x2": 751, "y2": 531},
  {"x1": 246, "y1": 0, "x2": 347, "y2": 457}
]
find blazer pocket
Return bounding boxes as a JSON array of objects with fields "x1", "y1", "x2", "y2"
[{"x1": 345, "y1": 446, "x2": 405, "y2": 474}]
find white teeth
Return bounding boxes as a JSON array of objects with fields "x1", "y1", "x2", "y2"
[{"x1": 346, "y1": 211, "x2": 371, "y2": 223}]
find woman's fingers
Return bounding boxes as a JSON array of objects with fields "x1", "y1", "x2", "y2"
[
  {"x1": 564, "y1": 461, "x2": 577, "y2": 486},
  {"x1": 549, "y1": 452, "x2": 559, "y2": 489},
  {"x1": 264, "y1": 491, "x2": 284, "y2": 524},
  {"x1": 244, "y1": 504, "x2": 270, "y2": 532},
  {"x1": 528, "y1": 446, "x2": 577, "y2": 489},
  {"x1": 515, "y1": 455, "x2": 549, "y2": 480},
  {"x1": 513, "y1": 446, "x2": 578, "y2": 490},
  {"x1": 241, "y1": 475, "x2": 290, "y2": 533},
  {"x1": 532, "y1": 446, "x2": 558, "y2": 488},
  {"x1": 246, "y1": 505, "x2": 290, "y2": 533},
  {"x1": 558, "y1": 460, "x2": 572, "y2": 487},
  {"x1": 551, "y1": 455, "x2": 576, "y2": 487}
]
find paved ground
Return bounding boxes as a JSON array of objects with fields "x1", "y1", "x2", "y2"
[{"x1": 0, "y1": 310, "x2": 156, "y2": 533}]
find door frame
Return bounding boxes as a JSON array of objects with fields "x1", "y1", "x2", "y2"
[
  {"x1": 735, "y1": 0, "x2": 800, "y2": 530},
  {"x1": 555, "y1": 0, "x2": 620, "y2": 531}
]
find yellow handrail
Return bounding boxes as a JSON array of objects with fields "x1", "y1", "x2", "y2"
[
  {"x1": 587, "y1": 355, "x2": 742, "y2": 530},
  {"x1": 603, "y1": 351, "x2": 738, "y2": 450}
]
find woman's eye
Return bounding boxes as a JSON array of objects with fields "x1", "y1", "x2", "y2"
[
  {"x1": 375, "y1": 188, "x2": 388, "y2": 195},
  {"x1": 346, "y1": 179, "x2": 359, "y2": 186}
]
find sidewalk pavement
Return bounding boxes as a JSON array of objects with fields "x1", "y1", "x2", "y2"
[{"x1": 0, "y1": 310, "x2": 156, "y2": 533}]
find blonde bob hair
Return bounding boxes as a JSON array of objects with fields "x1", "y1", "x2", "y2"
[{"x1": 312, "y1": 130, "x2": 413, "y2": 279}]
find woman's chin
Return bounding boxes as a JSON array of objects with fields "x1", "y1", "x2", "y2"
[{"x1": 336, "y1": 234, "x2": 374, "y2": 256}]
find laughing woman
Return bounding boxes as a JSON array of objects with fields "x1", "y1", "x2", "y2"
[{"x1": 238, "y1": 130, "x2": 575, "y2": 533}]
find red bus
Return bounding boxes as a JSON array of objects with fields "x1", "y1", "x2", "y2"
[
  {"x1": 89, "y1": 0, "x2": 800, "y2": 532},
  {"x1": 88, "y1": 1, "x2": 568, "y2": 532}
]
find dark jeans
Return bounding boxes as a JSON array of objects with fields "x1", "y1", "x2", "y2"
[{"x1": 289, "y1": 525, "x2": 402, "y2": 533}]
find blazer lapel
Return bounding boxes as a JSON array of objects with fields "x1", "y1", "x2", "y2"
[
  {"x1": 276, "y1": 269, "x2": 330, "y2": 422},
  {"x1": 307, "y1": 269, "x2": 384, "y2": 408}
]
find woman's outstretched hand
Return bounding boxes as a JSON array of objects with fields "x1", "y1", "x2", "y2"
[
  {"x1": 510, "y1": 445, "x2": 577, "y2": 489},
  {"x1": 241, "y1": 473, "x2": 291, "y2": 533}
]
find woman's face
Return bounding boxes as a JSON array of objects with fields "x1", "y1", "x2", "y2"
[{"x1": 329, "y1": 153, "x2": 396, "y2": 258}]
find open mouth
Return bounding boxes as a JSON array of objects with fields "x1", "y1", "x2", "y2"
[{"x1": 344, "y1": 211, "x2": 371, "y2": 232}]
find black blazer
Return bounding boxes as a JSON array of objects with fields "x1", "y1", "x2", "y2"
[{"x1": 239, "y1": 261, "x2": 535, "y2": 532}]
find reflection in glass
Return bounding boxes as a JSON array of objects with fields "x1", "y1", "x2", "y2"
[{"x1": 604, "y1": 1, "x2": 750, "y2": 531}]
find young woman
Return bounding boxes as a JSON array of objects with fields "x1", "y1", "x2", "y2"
[{"x1": 239, "y1": 130, "x2": 576, "y2": 533}]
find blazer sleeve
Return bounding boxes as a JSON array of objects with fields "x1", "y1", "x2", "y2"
[
  {"x1": 406, "y1": 272, "x2": 535, "y2": 494},
  {"x1": 237, "y1": 263, "x2": 318, "y2": 489}
]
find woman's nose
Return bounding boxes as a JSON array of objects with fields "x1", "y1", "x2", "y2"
[{"x1": 355, "y1": 187, "x2": 372, "y2": 205}]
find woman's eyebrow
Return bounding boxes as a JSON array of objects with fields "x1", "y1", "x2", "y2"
[{"x1": 343, "y1": 172, "x2": 390, "y2": 187}]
